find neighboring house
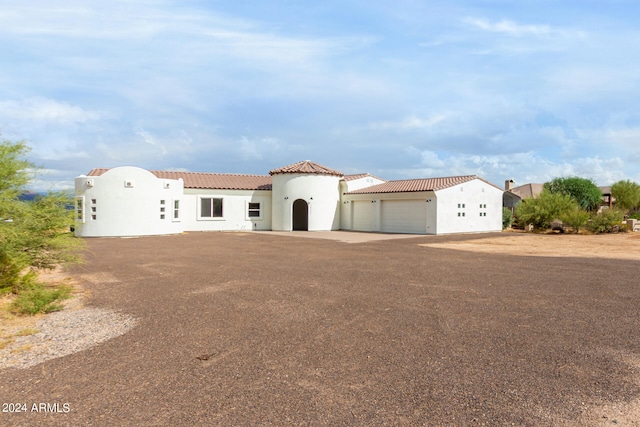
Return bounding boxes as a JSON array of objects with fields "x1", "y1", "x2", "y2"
[
  {"x1": 74, "y1": 160, "x2": 504, "y2": 237},
  {"x1": 503, "y1": 180, "x2": 544, "y2": 211},
  {"x1": 504, "y1": 182, "x2": 616, "y2": 213},
  {"x1": 598, "y1": 186, "x2": 615, "y2": 210}
]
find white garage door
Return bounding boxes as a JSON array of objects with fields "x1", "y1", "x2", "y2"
[
  {"x1": 352, "y1": 201, "x2": 372, "y2": 231},
  {"x1": 381, "y1": 200, "x2": 426, "y2": 234}
]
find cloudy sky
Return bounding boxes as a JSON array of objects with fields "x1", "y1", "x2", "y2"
[{"x1": 1, "y1": 0, "x2": 639, "y2": 191}]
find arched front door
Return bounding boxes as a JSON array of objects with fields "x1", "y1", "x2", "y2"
[{"x1": 292, "y1": 199, "x2": 308, "y2": 231}]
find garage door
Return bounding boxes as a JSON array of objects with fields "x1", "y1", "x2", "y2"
[
  {"x1": 381, "y1": 200, "x2": 426, "y2": 234},
  {"x1": 352, "y1": 201, "x2": 372, "y2": 231}
]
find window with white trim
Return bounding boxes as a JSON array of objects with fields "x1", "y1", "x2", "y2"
[
  {"x1": 173, "y1": 200, "x2": 180, "y2": 221},
  {"x1": 248, "y1": 202, "x2": 261, "y2": 218},
  {"x1": 200, "y1": 197, "x2": 223, "y2": 219}
]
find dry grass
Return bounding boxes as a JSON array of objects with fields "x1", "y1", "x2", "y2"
[
  {"x1": 420, "y1": 231, "x2": 640, "y2": 260},
  {"x1": 0, "y1": 266, "x2": 84, "y2": 354}
]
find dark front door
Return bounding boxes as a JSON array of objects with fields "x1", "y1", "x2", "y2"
[{"x1": 292, "y1": 199, "x2": 308, "y2": 231}]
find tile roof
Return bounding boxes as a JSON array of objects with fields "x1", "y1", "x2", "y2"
[
  {"x1": 269, "y1": 160, "x2": 343, "y2": 176},
  {"x1": 347, "y1": 175, "x2": 492, "y2": 194},
  {"x1": 343, "y1": 173, "x2": 386, "y2": 182},
  {"x1": 87, "y1": 168, "x2": 272, "y2": 190},
  {"x1": 507, "y1": 183, "x2": 544, "y2": 199}
]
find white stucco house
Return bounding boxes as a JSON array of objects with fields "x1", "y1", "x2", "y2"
[{"x1": 73, "y1": 160, "x2": 504, "y2": 237}]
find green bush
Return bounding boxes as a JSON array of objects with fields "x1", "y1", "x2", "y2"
[
  {"x1": 514, "y1": 190, "x2": 578, "y2": 231},
  {"x1": 559, "y1": 208, "x2": 591, "y2": 233},
  {"x1": 11, "y1": 285, "x2": 71, "y2": 315},
  {"x1": 502, "y1": 208, "x2": 514, "y2": 229},
  {"x1": 611, "y1": 180, "x2": 640, "y2": 212},
  {"x1": 587, "y1": 209, "x2": 626, "y2": 234}
]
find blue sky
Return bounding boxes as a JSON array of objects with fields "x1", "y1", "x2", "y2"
[{"x1": 1, "y1": 0, "x2": 639, "y2": 191}]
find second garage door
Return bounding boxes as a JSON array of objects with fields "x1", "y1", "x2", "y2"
[{"x1": 381, "y1": 200, "x2": 426, "y2": 234}]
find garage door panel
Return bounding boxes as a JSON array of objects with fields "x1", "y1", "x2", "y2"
[
  {"x1": 381, "y1": 200, "x2": 426, "y2": 233},
  {"x1": 352, "y1": 201, "x2": 372, "y2": 231}
]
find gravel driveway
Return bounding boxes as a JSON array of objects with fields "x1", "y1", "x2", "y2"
[{"x1": 1, "y1": 231, "x2": 639, "y2": 426}]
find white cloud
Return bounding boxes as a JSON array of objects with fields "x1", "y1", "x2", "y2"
[
  {"x1": 388, "y1": 149, "x2": 625, "y2": 187},
  {"x1": 0, "y1": 97, "x2": 102, "y2": 124},
  {"x1": 463, "y1": 18, "x2": 572, "y2": 38},
  {"x1": 367, "y1": 114, "x2": 450, "y2": 131},
  {"x1": 239, "y1": 136, "x2": 281, "y2": 161}
]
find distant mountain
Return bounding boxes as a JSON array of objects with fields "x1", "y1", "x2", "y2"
[{"x1": 18, "y1": 191, "x2": 43, "y2": 201}]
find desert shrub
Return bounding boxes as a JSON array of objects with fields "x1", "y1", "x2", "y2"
[
  {"x1": 1, "y1": 138, "x2": 83, "y2": 295},
  {"x1": 514, "y1": 190, "x2": 578, "y2": 231},
  {"x1": 502, "y1": 208, "x2": 514, "y2": 229},
  {"x1": 587, "y1": 209, "x2": 626, "y2": 234},
  {"x1": 11, "y1": 285, "x2": 71, "y2": 315},
  {"x1": 559, "y1": 208, "x2": 591, "y2": 233},
  {"x1": 611, "y1": 179, "x2": 640, "y2": 212}
]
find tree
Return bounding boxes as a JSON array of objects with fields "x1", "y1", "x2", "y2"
[
  {"x1": 610, "y1": 179, "x2": 640, "y2": 212},
  {"x1": 0, "y1": 137, "x2": 83, "y2": 313},
  {"x1": 514, "y1": 190, "x2": 578, "y2": 231},
  {"x1": 544, "y1": 176, "x2": 603, "y2": 212}
]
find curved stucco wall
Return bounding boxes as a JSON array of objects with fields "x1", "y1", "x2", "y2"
[
  {"x1": 271, "y1": 173, "x2": 341, "y2": 231},
  {"x1": 74, "y1": 166, "x2": 184, "y2": 237}
]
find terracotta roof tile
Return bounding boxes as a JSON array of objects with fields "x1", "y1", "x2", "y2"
[
  {"x1": 86, "y1": 168, "x2": 272, "y2": 190},
  {"x1": 347, "y1": 175, "x2": 483, "y2": 194},
  {"x1": 343, "y1": 173, "x2": 386, "y2": 182},
  {"x1": 269, "y1": 160, "x2": 343, "y2": 176}
]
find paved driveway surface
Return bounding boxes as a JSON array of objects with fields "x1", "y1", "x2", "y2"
[{"x1": 2, "y1": 232, "x2": 640, "y2": 426}]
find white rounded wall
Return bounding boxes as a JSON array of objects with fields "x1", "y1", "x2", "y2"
[
  {"x1": 271, "y1": 173, "x2": 341, "y2": 231},
  {"x1": 74, "y1": 166, "x2": 184, "y2": 237}
]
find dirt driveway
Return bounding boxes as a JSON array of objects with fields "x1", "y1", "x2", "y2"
[{"x1": 2, "y1": 231, "x2": 640, "y2": 426}]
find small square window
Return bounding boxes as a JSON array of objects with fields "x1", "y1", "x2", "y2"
[
  {"x1": 160, "y1": 200, "x2": 165, "y2": 205},
  {"x1": 160, "y1": 207, "x2": 165, "y2": 212},
  {"x1": 91, "y1": 199, "x2": 97, "y2": 204},
  {"x1": 160, "y1": 214, "x2": 165, "y2": 219},
  {"x1": 91, "y1": 214, "x2": 97, "y2": 220},
  {"x1": 457, "y1": 212, "x2": 461, "y2": 217}
]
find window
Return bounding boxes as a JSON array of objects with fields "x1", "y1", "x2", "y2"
[
  {"x1": 75, "y1": 197, "x2": 85, "y2": 222},
  {"x1": 173, "y1": 200, "x2": 180, "y2": 221},
  {"x1": 200, "y1": 197, "x2": 223, "y2": 218},
  {"x1": 248, "y1": 202, "x2": 261, "y2": 218},
  {"x1": 457, "y1": 202, "x2": 466, "y2": 218}
]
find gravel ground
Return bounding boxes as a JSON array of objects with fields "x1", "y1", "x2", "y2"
[
  {"x1": 0, "y1": 307, "x2": 136, "y2": 370},
  {"x1": 1, "y1": 231, "x2": 639, "y2": 426}
]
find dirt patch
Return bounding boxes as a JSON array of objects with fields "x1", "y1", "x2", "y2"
[
  {"x1": 419, "y1": 232, "x2": 640, "y2": 260},
  {"x1": 0, "y1": 267, "x2": 83, "y2": 352}
]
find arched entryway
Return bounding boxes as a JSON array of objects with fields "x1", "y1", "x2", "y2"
[{"x1": 292, "y1": 199, "x2": 309, "y2": 231}]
